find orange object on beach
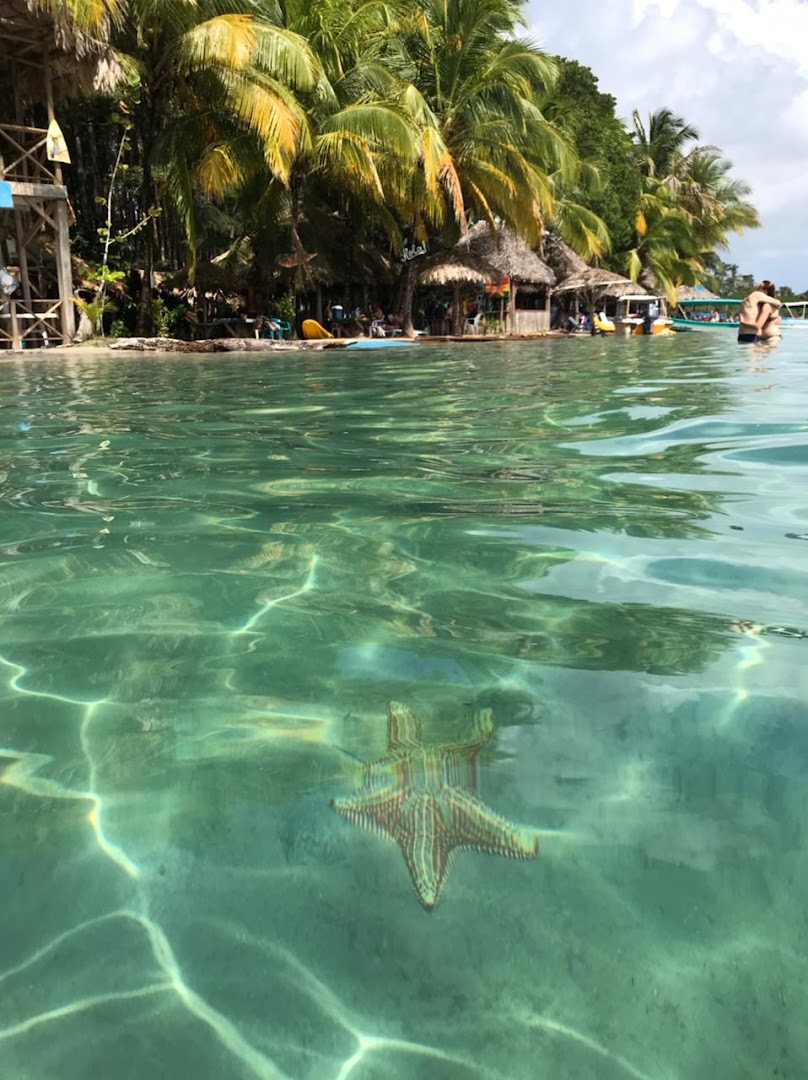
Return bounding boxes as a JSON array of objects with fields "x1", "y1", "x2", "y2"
[{"x1": 302, "y1": 319, "x2": 334, "y2": 339}]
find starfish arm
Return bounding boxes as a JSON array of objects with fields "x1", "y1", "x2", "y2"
[
  {"x1": 386, "y1": 701, "x2": 424, "y2": 749},
  {"x1": 398, "y1": 793, "x2": 450, "y2": 911},
  {"x1": 444, "y1": 787, "x2": 539, "y2": 860},
  {"x1": 331, "y1": 788, "x2": 408, "y2": 842}
]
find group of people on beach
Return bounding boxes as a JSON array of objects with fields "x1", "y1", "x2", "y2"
[{"x1": 738, "y1": 280, "x2": 781, "y2": 345}]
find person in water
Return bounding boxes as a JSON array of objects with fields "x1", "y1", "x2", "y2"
[{"x1": 738, "y1": 281, "x2": 781, "y2": 343}]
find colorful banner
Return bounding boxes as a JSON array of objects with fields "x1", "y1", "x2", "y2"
[{"x1": 484, "y1": 276, "x2": 510, "y2": 296}]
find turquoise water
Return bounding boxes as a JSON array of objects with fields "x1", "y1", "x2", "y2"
[{"x1": 0, "y1": 336, "x2": 806, "y2": 1078}]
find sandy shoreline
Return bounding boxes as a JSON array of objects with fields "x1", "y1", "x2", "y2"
[{"x1": 0, "y1": 332, "x2": 565, "y2": 363}]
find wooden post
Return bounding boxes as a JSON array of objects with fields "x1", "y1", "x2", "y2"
[
  {"x1": 54, "y1": 197, "x2": 74, "y2": 341},
  {"x1": 9, "y1": 297, "x2": 20, "y2": 350},
  {"x1": 13, "y1": 206, "x2": 33, "y2": 310},
  {"x1": 43, "y1": 53, "x2": 63, "y2": 186}
]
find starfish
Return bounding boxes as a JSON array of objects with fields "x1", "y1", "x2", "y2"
[{"x1": 331, "y1": 702, "x2": 539, "y2": 909}]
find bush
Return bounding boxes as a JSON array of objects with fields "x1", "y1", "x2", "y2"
[
  {"x1": 151, "y1": 297, "x2": 171, "y2": 337},
  {"x1": 272, "y1": 294, "x2": 296, "y2": 322},
  {"x1": 167, "y1": 304, "x2": 191, "y2": 338},
  {"x1": 109, "y1": 319, "x2": 128, "y2": 338}
]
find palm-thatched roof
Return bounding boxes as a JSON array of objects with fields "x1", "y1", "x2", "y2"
[
  {"x1": 543, "y1": 233, "x2": 645, "y2": 298},
  {"x1": 457, "y1": 221, "x2": 555, "y2": 285},
  {"x1": 554, "y1": 267, "x2": 647, "y2": 298},
  {"x1": 676, "y1": 284, "x2": 718, "y2": 301},
  {"x1": 419, "y1": 261, "x2": 493, "y2": 286},
  {"x1": 0, "y1": 1, "x2": 119, "y2": 101},
  {"x1": 542, "y1": 233, "x2": 590, "y2": 281},
  {"x1": 419, "y1": 221, "x2": 554, "y2": 289}
]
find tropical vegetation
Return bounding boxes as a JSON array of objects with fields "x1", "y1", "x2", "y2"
[{"x1": 43, "y1": 0, "x2": 767, "y2": 332}]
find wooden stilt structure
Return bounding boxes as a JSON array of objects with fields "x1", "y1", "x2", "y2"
[{"x1": 0, "y1": 2, "x2": 102, "y2": 350}]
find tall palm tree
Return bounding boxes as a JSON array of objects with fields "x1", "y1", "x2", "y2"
[
  {"x1": 78, "y1": 1, "x2": 318, "y2": 331},
  {"x1": 218, "y1": 0, "x2": 420, "y2": 311},
  {"x1": 387, "y1": 0, "x2": 606, "y2": 331},
  {"x1": 626, "y1": 108, "x2": 759, "y2": 297},
  {"x1": 631, "y1": 108, "x2": 699, "y2": 180}
]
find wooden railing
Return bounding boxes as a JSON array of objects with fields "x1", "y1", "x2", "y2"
[
  {"x1": 0, "y1": 297, "x2": 66, "y2": 348},
  {"x1": 0, "y1": 124, "x2": 62, "y2": 185}
]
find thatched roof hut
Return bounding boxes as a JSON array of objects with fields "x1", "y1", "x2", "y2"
[
  {"x1": 553, "y1": 267, "x2": 646, "y2": 299},
  {"x1": 458, "y1": 221, "x2": 555, "y2": 286},
  {"x1": 416, "y1": 222, "x2": 554, "y2": 333},
  {"x1": 419, "y1": 261, "x2": 494, "y2": 286},
  {"x1": 542, "y1": 233, "x2": 590, "y2": 281},
  {"x1": 543, "y1": 233, "x2": 645, "y2": 300},
  {"x1": 419, "y1": 221, "x2": 554, "y2": 288}
]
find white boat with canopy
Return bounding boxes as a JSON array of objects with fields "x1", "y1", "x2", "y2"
[{"x1": 614, "y1": 295, "x2": 674, "y2": 336}]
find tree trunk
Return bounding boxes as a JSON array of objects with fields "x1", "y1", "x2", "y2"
[
  {"x1": 452, "y1": 283, "x2": 462, "y2": 335},
  {"x1": 135, "y1": 98, "x2": 159, "y2": 336},
  {"x1": 400, "y1": 259, "x2": 417, "y2": 337}
]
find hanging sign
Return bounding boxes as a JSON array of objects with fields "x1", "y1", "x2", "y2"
[
  {"x1": 401, "y1": 240, "x2": 427, "y2": 262},
  {"x1": 46, "y1": 120, "x2": 71, "y2": 164},
  {"x1": 0, "y1": 180, "x2": 13, "y2": 208}
]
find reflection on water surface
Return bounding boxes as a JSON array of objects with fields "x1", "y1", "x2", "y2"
[{"x1": 0, "y1": 337, "x2": 807, "y2": 1078}]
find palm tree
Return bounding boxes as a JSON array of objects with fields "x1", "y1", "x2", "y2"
[
  {"x1": 626, "y1": 108, "x2": 759, "y2": 297},
  {"x1": 216, "y1": 0, "x2": 421, "y2": 314},
  {"x1": 80, "y1": 1, "x2": 318, "y2": 331},
  {"x1": 388, "y1": 0, "x2": 606, "y2": 332},
  {"x1": 631, "y1": 108, "x2": 699, "y2": 180}
]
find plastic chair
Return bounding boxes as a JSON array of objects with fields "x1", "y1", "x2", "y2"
[
  {"x1": 257, "y1": 318, "x2": 292, "y2": 340},
  {"x1": 463, "y1": 311, "x2": 484, "y2": 335}
]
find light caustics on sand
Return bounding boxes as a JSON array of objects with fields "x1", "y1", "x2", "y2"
[
  {"x1": 210, "y1": 920, "x2": 498, "y2": 1080},
  {"x1": 0, "y1": 558, "x2": 453, "y2": 1080},
  {"x1": 233, "y1": 553, "x2": 319, "y2": 637},
  {"x1": 0, "y1": 655, "x2": 138, "y2": 878},
  {"x1": 523, "y1": 1012, "x2": 656, "y2": 1080},
  {"x1": 0, "y1": 909, "x2": 289, "y2": 1080}
]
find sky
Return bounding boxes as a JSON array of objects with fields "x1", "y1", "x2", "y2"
[{"x1": 529, "y1": 0, "x2": 808, "y2": 290}]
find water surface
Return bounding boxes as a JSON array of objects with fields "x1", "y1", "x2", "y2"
[{"x1": 1, "y1": 335, "x2": 806, "y2": 1078}]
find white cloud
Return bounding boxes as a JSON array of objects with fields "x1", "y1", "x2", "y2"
[{"x1": 529, "y1": 0, "x2": 808, "y2": 289}]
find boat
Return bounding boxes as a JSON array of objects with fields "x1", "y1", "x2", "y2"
[
  {"x1": 673, "y1": 297, "x2": 808, "y2": 331},
  {"x1": 613, "y1": 295, "x2": 674, "y2": 336},
  {"x1": 781, "y1": 300, "x2": 808, "y2": 328},
  {"x1": 672, "y1": 298, "x2": 740, "y2": 330}
]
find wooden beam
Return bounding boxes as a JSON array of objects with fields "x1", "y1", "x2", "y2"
[
  {"x1": 8, "y1": 300, "x2": 21, "y2": 351},
  {"x1": 9, "y1": 182, "x2": 68, "y2": 200},
  {"x1": 54, "y1": 197, "x2": 75, "y2": 342},
  {"x1": 12, "y1": 205, "x2": 34, "y2": 312}
]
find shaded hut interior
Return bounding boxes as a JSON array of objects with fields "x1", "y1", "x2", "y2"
[{"x1": 419, "y1": 222, "x2": 555, "y2": 334}]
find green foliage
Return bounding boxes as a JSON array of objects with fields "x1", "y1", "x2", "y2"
[
  {"x1": 72, "y1": 296, "x2": 116, "y2": 335},
  {"x1": 547, "y1": 59, "x2": 641, "y2": 257},
  {"x1": 109, "y1": 319, "x2": 129, "y2": 338},
  {"x1": 167, "y1": 304, "x2": 192, "y2": 337},
  {"x1": 55, "y1": 0, "x2": 761, "y2": 318},
  {"x1": 151, "y1": 298, "x2": 171, "y2": 337},
  {"x1": 271, "y1": 294, "x2": 296, "y2": 322}
]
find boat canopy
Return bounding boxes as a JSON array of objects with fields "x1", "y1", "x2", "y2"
[{"x1": 678, "y1": 297, "x2": 741, "y2": 306}]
